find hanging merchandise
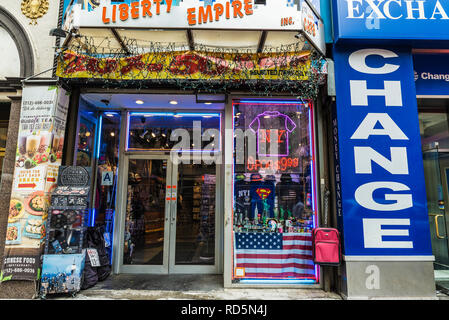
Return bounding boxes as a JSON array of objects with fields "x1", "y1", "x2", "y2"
[
  {"x1": 81, "y1": 226, "x2": 111, "y2": 290},
  {"x1": 39, "y1": 166, "x2": 91, "y2": 298},
  {"x1": 311, "y1": 228, "x2": 341, "y2": 266}
]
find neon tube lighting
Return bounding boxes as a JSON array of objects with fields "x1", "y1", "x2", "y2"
[
  {"x1": 130, "y1": 112, "x2": 175, "y2": 117},
  {"x1": 238, "y1": 100, "x2": 304, "y2": 104},
  {"x1": 238, "y1": 279, "x2": 317, "y2": 284},
  {"x1": 96, "y1": 115, "x2": 103, "y2": 159}
]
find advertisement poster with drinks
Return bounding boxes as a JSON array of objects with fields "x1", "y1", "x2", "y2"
[{"x1": 1, "y1": 85, "x2": 69, "y2": 281}]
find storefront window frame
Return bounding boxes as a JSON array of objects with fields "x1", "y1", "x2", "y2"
[
  {"x1": 223, "y1": 94, "x2": 322, "y2": 289},
  {"x1": 112, "y1": 108, "x2": 225, "y2": 275},
  {"x1": 125, "y1": 111, "x2": 222, "y2": 153}
]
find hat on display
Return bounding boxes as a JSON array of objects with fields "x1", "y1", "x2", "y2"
[
  {"x1": 235, "y1": 173, "x2": 246, "y2": 181},
  {"x1": 265, "y1": 175, "x2": 276, "y2": 181},
  {"x1": 280, "y1": 173, "x2": 292, "y2": 182},
  {"x1": 250, "y1": 173, "x2": 263, "y2": 181}
]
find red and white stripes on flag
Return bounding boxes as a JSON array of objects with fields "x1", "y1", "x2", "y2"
[{"x1": 234, "y1": 232, "x2": 316, "y2": 279}]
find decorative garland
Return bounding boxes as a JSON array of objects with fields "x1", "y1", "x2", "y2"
[{"x1": 57, "y1": 34, "x2": 326, "y2": 99}]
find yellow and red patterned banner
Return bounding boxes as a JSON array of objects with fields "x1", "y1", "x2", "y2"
[{"x1": 56, "y1": 50, "x2": 311, "y2": 81}]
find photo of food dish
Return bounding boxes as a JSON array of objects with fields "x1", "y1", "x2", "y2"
[
  {"x1": 23, "y1": 217, "x2": 44, "y2": 239},
  {"x1": 25, "y1": 191, "x2": 48, "y2": 215},
  {"x1": 8, "y1": 199, "x2": 25, "y2": 223},
  {"x1": 6, "y1": 223, "x2": 22, "y2": 245}
]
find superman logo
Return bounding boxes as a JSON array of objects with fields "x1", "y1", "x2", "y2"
[{"x1": 256, "y1": 188, "x2": 271, "y2": 200}]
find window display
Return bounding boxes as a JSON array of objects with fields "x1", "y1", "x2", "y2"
[
  {"x1": 127, "y1": 112, "x2": 220, "y2": 152},
  {"x1": 232, "y1": 100, "x2": 318, "y2": 283}
]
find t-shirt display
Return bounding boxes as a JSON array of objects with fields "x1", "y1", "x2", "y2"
[{"x1": 232, "y1": 100, "x2": 317, "y2": 282}]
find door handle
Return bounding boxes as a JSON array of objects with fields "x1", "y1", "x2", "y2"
[{"x1": 435, "y1": 214, "x2": 445, "y2": 239}]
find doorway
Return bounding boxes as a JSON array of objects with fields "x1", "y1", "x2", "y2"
[
  {"x1": 419, "y1": 103, "x2": 449, "y2": 290},
  {"x1": 118, "y1": 153, "x2": 220, "y2": 274}
]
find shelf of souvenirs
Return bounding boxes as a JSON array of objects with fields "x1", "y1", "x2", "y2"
[{"x1": 233, "y1": 214, "x2": 313, "y2": 234}]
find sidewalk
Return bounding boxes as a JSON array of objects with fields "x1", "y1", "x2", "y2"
[{"x1": 52, "y1": 274, "x2": 343, "y2": 300}]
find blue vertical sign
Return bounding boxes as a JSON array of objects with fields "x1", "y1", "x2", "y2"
[{"x1": 333, "y1": 45, "x2": 433, "y2": 257}]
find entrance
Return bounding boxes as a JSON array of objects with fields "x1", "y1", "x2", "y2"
[
  {"x1": 419, "y1": 105, "x2": 449, "y2": 289},
  {"x1": 119, "y1": 154, "x2": 220, "y2": 274}
]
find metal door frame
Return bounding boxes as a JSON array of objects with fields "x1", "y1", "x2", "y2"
[
  {"x1": 112, "y1": 110, "x2": 223, "y2": 274},
  {"x1": 118, "y1": 154, "x2": 173, "y2": 274},
  {"x1": 168, "y1": 156, "x2": 221, "y2": 274}
]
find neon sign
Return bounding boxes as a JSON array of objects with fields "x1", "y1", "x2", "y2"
[{"x1": 249, "y1": 111, "x2": 296, "y2": 157}]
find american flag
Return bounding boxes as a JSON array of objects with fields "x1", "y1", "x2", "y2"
[{"x1": 234, "y1": 232, "x2": 316, "y2": 279}]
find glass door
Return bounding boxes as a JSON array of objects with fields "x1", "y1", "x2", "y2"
[
  {"x1": 423, "y1": 146, "x2": 449, "y2": 272},
  {"x1": 169, "y1": 160, "x2": 218, "y2": 273},
  {"x1": 119, "y1": 154, "x2": 219, "y2": 274},
  {"x1": 120, "y1": 155, "x2": 172, "y2": 273}
]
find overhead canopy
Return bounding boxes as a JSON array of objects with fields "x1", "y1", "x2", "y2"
[{"x1": 62, "y1": 0, "x2": 325, "y2": 55}]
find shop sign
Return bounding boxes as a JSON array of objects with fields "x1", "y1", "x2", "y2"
[
  {"x1": 301, "y1": 0, "x2": 325, "y2": 55},
  {"x1": 58, "y1": 166, "x2": 91, "y2": 187},
  {"x1": 56, "y1": 50, "x2": 311, "y2": 81},
  {"x1": 332, "y1": 46, "x2": 433, "y2": 257},
  {"x1": 101, "y1": 171, "x2": 114, "y2": 186},
  {"x1": 413, "y1": 54, "x2": 449, "y2": 96},
  {"x1": 332, "y1": 0, "x2": 449, "y2": 42},
  {"x1": 2, "y1": 85, "x2": 70, "y2": 281},
  {"x1": 66, "y1": 0, "x2": 303, "y2": 30}
]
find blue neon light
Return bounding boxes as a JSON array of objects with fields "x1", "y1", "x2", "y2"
[{"x1": 96, "y1": 115, "x2": 103, "y2": 159}]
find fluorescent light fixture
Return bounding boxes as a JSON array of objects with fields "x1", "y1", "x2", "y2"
[
  {"x1": 169, "y1": 100, "x2": 178, "y2": 105},
  {"x1": 176, "y1": 113, "x2": 220, "y2": 117},
  {"x1": 135, "y1": 100, "x2": 144, "y2": 105},
  {"x1": 204, "y1": 102, "x2": 212, "y2": 105},
  {"x1": 130, "y1": 112, "x2": 175, "y2": 117}
]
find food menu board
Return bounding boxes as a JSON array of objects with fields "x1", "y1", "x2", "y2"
[{"x1": 1, "y1": 85, "x2": 70, "y2": 282}]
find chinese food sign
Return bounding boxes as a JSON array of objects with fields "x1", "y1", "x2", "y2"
[{"x1": 1, "y1": 86, "x2": 70, "y2": 281}]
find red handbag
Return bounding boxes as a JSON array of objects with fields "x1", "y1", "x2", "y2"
[{"x1": 312, "y1": 228, "x2": 341, "y2": 266}]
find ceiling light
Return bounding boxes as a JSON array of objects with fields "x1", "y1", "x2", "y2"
[
  {"x1": 135, "y1": 100, "x2": 144, "y2": 105},
  {"x1": 169, "y1": 100, "x2": 178, "y2": 105},
  {"x1": 204, "y1": 102, "x2": 212, "y2": 105},
  {"x1": 106, "y1": 113, "x2": 114, "y2": 117}
]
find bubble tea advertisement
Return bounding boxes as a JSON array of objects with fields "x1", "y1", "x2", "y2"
[{"x1": 1, "y1": 85, "x2": 69, "y2": 281}]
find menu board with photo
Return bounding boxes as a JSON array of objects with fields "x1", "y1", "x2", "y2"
[{"x1": 1, "y1": 85, "x2": 70, "y2": 282}]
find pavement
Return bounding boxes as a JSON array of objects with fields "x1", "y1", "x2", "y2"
[
  {"x1": 51, "y1": 274, "x2": 343, "y2": 300},
  {"x1": 46, "y1": 274, "x2": 449, "y2": 300}
]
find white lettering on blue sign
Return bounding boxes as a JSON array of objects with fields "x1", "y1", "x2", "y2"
[
  {"x1": 345, "y1": 0, "x2": 449, "y2": 20},
  {"x1": 348, "y1": 48, "x2": 413, "y2": 248},
  {"x1": 333, "y1": 45, "x2": 433, "y2": 256}
]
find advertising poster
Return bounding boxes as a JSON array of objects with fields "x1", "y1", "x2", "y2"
[{"x1": 1, "y1": 85, "x2": 70, "y2": 281}]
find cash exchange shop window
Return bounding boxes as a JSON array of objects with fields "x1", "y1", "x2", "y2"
[{"x1": 232, "y1": 100, "x2": 318, "y2": 284}]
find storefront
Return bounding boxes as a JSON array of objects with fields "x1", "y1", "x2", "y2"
[
  {"x1": 413, "y1": 51, "x2": 449, "y2": 292},
  {"x1": 0, "y1": 0, "x2": 333, "y2": 292},
  {"x1": 330, "y1": 0, "x2": 449, "y2": 299}
]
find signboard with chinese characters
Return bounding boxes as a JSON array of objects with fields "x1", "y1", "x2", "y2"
[{"x1": 1, "y1": 85, "x2": 70, "y2": 282}]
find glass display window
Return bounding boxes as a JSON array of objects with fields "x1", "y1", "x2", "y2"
[
  {"x1": 231, "y1": 99, "x2": 318, "y2": 284},
  {"x1": 127, "y1": 112, "x2": 221, "y2": 152}
]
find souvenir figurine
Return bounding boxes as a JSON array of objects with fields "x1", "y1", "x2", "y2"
[{"x1": 268, "y1": 219, "x2": 277, "y2": 232}]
